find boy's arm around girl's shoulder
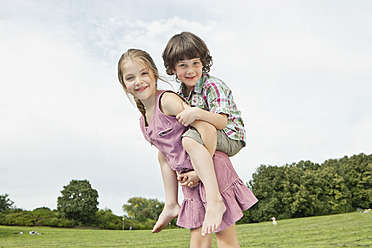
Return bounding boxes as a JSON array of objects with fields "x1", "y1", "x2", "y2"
[
  {"x1": 160, "y1": 91, "x2": 219, "y2": 131},
  {"x1": 194, "y1": 108, "x2": 227, "y2": 130},
  {"x1": 160, "y1": 88, "x2": 227, "y2": 129}
]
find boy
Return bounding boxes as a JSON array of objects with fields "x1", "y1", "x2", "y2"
[{"x1": 162, "y1": 32, "x2": 246, "y2": 162}]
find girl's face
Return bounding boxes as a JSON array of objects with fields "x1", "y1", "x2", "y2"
[
  {"x1": 122, "y1": 59, "x2": 157, "y2": 102},
  {"x1": 173, "y1": 58, "x2": 203, "y2": 90}
]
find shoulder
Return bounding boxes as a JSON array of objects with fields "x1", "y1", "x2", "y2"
[
  {"x1": 202, "y1": 74, "x2": 231, "y2": 98},
  {"x1": 160, "y1": 91, "x2": 183, "y2": 106},
  {"x1": 203, "y1": 74, "x2": 230, "y2": 91},
  {"x1": 160, "y1": 91, "x2": 184, "y2": 116}
]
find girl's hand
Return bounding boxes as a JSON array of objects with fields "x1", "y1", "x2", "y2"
[
  {"x1": 177, "y1": 170, "x2": 200, "y2": 188},
  {"x1": 176, "y1": 102, "x2": 198, "y2": 126},
  {"x1": 176, "y1": 171, "x2": 188, "y2": 183}
]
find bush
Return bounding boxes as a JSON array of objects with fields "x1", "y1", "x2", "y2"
[{"x1": 96, "y1": 209, "x2": 122, "y2": 230}]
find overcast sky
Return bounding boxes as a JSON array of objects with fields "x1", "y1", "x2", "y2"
[{"x1": 1, "y1": 0, "x2": 371, "y2": 216}]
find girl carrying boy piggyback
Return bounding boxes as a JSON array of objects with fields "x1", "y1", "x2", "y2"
[{"x1": 117, "y1": 34, "x2": 257, "y2": 248}]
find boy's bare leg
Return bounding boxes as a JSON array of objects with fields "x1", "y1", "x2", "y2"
[
  {"x1": 152, "y1": 151, "x2": 180, "y2": 233},
  {"x1": 192, "y1": 121, "x2": 217, "y2": 157},
  {"x1": 183, "y1": 137, "x2": 226, "y2": 236}
]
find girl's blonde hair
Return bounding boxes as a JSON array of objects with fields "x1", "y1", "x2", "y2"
[
  {"x1": 118, "y1": 49, "x2": 159, "y2": 117},
  {"x1": 162, "y1": 32, "x2": 213, "y2": 76}
]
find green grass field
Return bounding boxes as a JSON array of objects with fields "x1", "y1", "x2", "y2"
[{"x1": 0, "y1": 212, "x2": 371, "y2": 247}]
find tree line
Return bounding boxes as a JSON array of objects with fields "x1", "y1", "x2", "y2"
[
  {"x1": 243, "y1": 153, "x2": 371, "y2": 223},
  {"x1": 0, "y1": 180, "x2": 172, "y2": 230},
  {"x1": 1, "y1": 153, "x2": 371, "y2": 229}
]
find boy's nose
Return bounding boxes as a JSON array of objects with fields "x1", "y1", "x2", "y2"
[{"x1": 185, "y1": 68, "x2": 193, "y2": 75}]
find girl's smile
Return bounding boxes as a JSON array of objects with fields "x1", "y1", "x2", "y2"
[
  {"x1": 135, "y1": 86, "x2": 148, "y2": 92},
  {"x1": 122, "y1": 60, "x2": 157, "y2": 102}
]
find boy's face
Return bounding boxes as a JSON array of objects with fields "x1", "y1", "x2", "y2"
[{"x1": 173, "y1": 58, "x2": 203, "y2": 90}]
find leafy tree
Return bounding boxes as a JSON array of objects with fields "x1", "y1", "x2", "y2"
[
  {"x1": 57, "y1": 179, "x2": 99, "y2": 224},
  {"x1": 343, "y1": 154, "x2": 372, "y2": 209},
  {"x1": 248, "y1": 165, "x2": 288, "y2": 222},
  {"x1": 248, "y1": 155, "x2": 372, "y2": 222},
  {"x1": 0, "y1": 193, "x2": 14, "y2": 211},
  {"x1": 123, "y1": 197, "x2": 178, "y2": 230},
  {"x1": 123, "y1": 197, "x2": 164, "y2": 222},
  {"x1": 320, "y1": 159, "x2": 353, "y2": 214}
]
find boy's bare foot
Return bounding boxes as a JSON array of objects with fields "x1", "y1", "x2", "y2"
[
  {"x1": 201, "y1": 199, "x2": 226, "y2": 236},
  {"x1": 152, "y1": 204, "x2": 180, "y2": 233}
]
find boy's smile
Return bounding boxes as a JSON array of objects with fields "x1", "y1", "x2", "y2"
[{"x1": 173, "y1": 58, "x2": 203, "y2": 93}]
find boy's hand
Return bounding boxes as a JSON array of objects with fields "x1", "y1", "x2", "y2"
[
  {"x1": 176, "y1": 102, "x2": 199, "y2": 126},
  {"x1": 177, "y1": 170, "x2": 200, "y2": 188}
]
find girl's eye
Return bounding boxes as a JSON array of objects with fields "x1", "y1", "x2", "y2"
[
  {"x1": 142, "y1": 71, "x2": 148, "y2": 76},
  {"x1": 125, "y1": 76, "x2": 134, "y2": 81}
]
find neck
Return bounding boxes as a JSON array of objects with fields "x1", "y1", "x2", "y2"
[
  {"x1": 141, "y1": 90, "x2": 157, "y2": 122},
  {"x1": 141, "y1": 91, "x2": 157, "y2": 109},
  {"x1": 183, "y1": 84, "x2": 192, "y2": 97}
]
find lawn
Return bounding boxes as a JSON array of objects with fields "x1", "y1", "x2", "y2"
[{"x1": 0, "y1": 212, "x2": 371, "y2": 247}]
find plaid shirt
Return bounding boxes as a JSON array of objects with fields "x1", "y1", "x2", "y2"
[{"x1": 177, "y1": 73, "x2": 246, "y2": 145}]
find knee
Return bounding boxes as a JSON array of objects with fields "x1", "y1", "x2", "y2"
[
  {"x1": 182, "y1": 137, "x2": 199, "y2": 152},
  {"x1": 200, "y1": 124, "x2": 217, "y2": 137}
]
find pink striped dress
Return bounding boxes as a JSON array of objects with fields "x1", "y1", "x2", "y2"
[{"x1": 140, "y1": 90, "x2": 258, "y2": 231}]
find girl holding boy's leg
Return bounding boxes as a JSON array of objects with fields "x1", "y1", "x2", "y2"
[
  {"x1": 118, "y1": 48, "x2": 257, "y2": 247},
  {"x1": 152, "y1": 111, "x2": 226, "y2": 236}
]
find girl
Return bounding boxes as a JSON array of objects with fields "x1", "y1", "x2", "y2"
[{"x1": 118, "y1": 48, "x2": 257, "y2": 247}]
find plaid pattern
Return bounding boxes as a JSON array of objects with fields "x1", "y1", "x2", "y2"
[{"x1": 177, "y1": 73, "x2": 246, "y2": 145}]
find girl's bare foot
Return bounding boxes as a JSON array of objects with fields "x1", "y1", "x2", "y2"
[
  {"x1": 201, "y1": 199, "x2": 226, "y2": 236},
  {"x1": 152, "y1": 204, "x2": 180, "y2": 233}
]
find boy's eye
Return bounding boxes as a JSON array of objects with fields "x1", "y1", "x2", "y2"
[{"x1": 193, "y1": 61, "x2": 200, "y2": 65}]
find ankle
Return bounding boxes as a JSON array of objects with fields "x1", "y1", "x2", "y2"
[{"x1": 206, "y1": 195, "x2": 224, "y2": 203}]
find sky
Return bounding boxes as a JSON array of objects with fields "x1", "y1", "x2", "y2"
[{"x1": 1, "y1": 0, "x2": 371, "y2": 216}]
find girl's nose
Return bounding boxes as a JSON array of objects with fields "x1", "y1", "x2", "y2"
[{"x1": 134, "y1": 77, "x2": 142, "y2": 85}]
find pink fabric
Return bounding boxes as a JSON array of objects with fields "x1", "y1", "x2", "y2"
[{"x1": 140, "y1": 90, "x2": 258, "y2": 231}]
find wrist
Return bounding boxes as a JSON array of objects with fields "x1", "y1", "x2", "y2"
[{"x1": 194, "y1": 107, "x2": 204, "y2": 120}]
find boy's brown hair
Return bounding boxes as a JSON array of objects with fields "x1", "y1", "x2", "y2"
[{"x1": 162, "y1": 32, "x2": 213, "y2": 76}]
